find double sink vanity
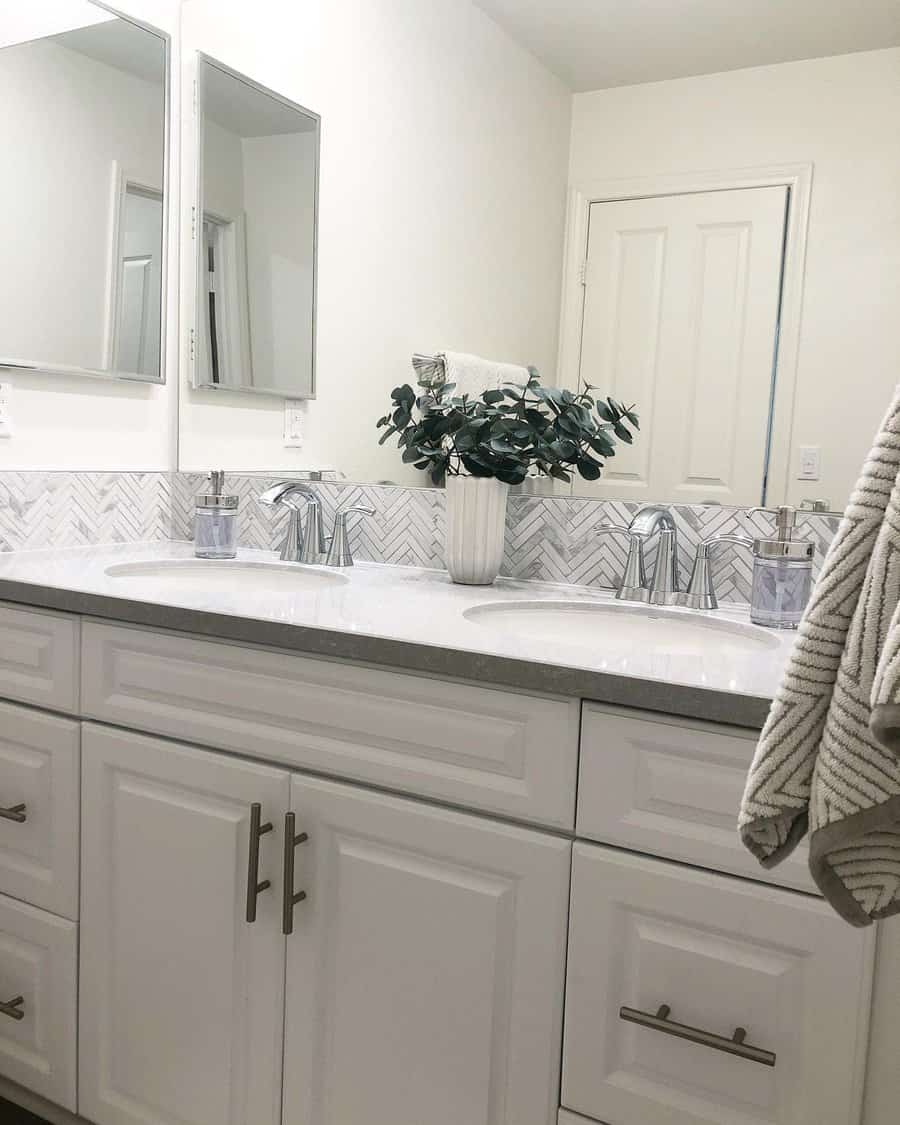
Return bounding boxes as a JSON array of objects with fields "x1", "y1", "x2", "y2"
[{"x1": 0, "y1": 539, "x2": 886, "y2": 1125}]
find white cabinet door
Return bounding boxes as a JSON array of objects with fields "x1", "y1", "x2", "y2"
[
  {"x1": 0, "y1": 892, "x2": 77, "y2": 1112},
  {"x1": 577, "y1": 186, "x2": 787, "y2": 505},
  {"x1": 282, "y1": 775, "x2": 571, "y2": 1125},
  {"x1": 79, "y1": 723, "x2": 290, "y2": 1125},
  {"x1": 563, "y1": 844, "x2": 875, "y2": 1125},
  {"x1": 0, "y1": 701, "x2": 80, "y2": 918}
]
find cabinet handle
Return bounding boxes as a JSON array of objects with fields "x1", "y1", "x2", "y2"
[
  {"x1": 245, "y1": 803, "x2": 273, "y2": 924},
  {"x1": 619, "y1": 1004, "x2": 776, "y2": 1067},
  {"x1": 282, "y1": 811, "x2": 308, "y2": 935},
  {"x1": 0, "y1": 996, "x2": 24, "y2": 1022},
  {"x1": 0, "y1": 803, "x2": 26, "y2": 824}
]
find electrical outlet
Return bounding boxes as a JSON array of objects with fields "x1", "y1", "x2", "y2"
[
  {"x1": 798, "y1": 446, "x2": 821, "y2": 481},
  {"x1": 0, "y1": 381, "x2": 13, "y2": 438},
  {"x1": 283, "y1": 400, "x2": 304, "y2": 448}
]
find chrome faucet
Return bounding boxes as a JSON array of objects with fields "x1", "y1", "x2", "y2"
[
  {"x1": 258, "y1": 482, "x2": 327, "y2": 564},
  {"x1": 594, "y1": 504, "x2": 681, "y2": 605},
  {"x1": 325, "y1": 504, "x2": 375, "y2": 567}
]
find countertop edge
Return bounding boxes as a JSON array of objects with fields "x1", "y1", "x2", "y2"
[{"x1": 0, "y1": 579, "x2": 773, "y2": 730}]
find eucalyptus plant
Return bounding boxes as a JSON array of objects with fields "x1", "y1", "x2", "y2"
[{"x1": 377, "y1": 367, "x2": 639, "y2": 487}]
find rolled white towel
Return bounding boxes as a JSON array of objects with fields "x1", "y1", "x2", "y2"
[{"x1": 442, "y1": 352, "x2": 529, "y2": 398}]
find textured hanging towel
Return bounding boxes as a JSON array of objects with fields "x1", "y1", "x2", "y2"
[
  {"x1": 739, "y1": 386, "x2": 900, "y2": 926},
  {"x1": 411, "y1": 352, "x2": 530, "y2": 399}
]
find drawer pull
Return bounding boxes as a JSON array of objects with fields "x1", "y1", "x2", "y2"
[
  {"x1": 245, "y1": 803, "x2": 273, "y2": 924},
  {"x1": 0, "y1": 995, "x2": 24, "y2": 1021},
  {"x1": 282, "y1": 811, "x2": 308, "y2": 936},
  {"x1": 619, "y1": 1003, "x2": 776, "y2": 1067},
  {"x1": 0, "y1": 803, "x2": 26, "y2": 824}
]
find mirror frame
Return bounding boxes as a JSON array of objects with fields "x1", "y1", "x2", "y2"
[
  {"x1": 0, "y1": 0, "x2": 172, "y2": 385},
  {"x1": 190, "y1": 51, "x2": 320, "y2": 399}
]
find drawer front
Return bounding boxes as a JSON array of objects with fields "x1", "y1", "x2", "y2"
[
  {"x1": 0, "y1": 892, "x2": 77, "y2": 1112},
  {"x1": 562, "y1": 844, "x2": 874, "y2": 1125},
  {"x1": 559, "y1": 1113, "x2": 596, "y2": 1125},
  {"x1": 0, "y1": 603, "x2": 79, "y2": 713},
  {"x1": 577, "y1": 704, "x2": 816, "y2": 893},
  {"x1": 81, "y1": 621, "x2": 580, "y2": 828},
  {"x1": 0, "y1": 702, "x2": 79, "y2": 919}
]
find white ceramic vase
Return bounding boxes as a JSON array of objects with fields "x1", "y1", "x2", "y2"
[{"x1": 444, "y1": 476, "x2": 509, "y2": 585}]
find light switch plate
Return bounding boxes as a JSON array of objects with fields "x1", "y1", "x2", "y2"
[
  {"x1": 798, "y1": 445, "x2": 821, "y2": 480},
  {"x1": 283, "y1": 400, "x2": 304, "y2": 448},
  {"x1": 0, "y1": 381, "x2": 13, "y2": 438}
]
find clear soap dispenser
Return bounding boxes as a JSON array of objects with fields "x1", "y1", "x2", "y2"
[
  {"x1": 194, "y1": 471, "x2": 239, "y2": 559},
  {"x1": 749, "y1": 505, "x2": 813, "y2": 629}
]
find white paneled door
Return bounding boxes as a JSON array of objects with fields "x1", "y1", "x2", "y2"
[
  {"x1": 282, "y1": 774, "x2": 571, "y2": 1125},
  {"x1": 79, "y1": 724, "x2": 290, "y2": 1125},
  {"x1": 577, "y1": 186, "x2": 788, "y2": 505}
]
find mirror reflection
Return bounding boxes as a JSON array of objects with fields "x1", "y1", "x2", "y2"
[
  {"x1": 195, "y1": 55, "x2": 319, "y2": 397},
  {"x1": 0, "y1": 1, "x2": 167, "y2": 382},
  {"x1": 178, "y1": 5, "x2": 899, "y2": 516}
]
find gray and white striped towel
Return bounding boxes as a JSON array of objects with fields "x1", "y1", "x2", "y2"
[{"x1": 740, "y1": 386, "x2": 900, "y2": 925}]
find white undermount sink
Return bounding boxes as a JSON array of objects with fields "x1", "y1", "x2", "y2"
[
  {"x1": 104, "y1": 559, "x2": 349, "y2": 592},
  {"x1": 463, "y1": 600, "x2": 780, "y2": 657}
]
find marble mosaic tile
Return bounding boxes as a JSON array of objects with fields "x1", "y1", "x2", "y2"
[
  {"x1": 0, "y1": 472, "x2": 174, "y2": 553},
  {"x1": 172, "y1": 474, "x2": 840, "y2": 607},
  {"x1": 0, "y1": 471, "x2": 840, "y2": 607}
]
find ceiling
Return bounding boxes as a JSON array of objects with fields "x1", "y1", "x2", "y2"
[
  {"x1": 55, "y1": 19, "x2": 165, "y2": 86},
  {"x1": 472, "y1": 0, "x2": 900, "y2": 91},
  {"x1": 202, "y1": 59, "x2": 317, "y2": 138}
]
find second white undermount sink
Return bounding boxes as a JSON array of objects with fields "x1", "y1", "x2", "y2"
[
  {"x1": 104, "y1": 559, "x2": 349, "y2": 592},
  {"x1": 464, "y1": 600, "x2": 780, "y2": 656}
]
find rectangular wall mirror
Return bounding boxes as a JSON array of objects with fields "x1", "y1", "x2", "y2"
[
  {"x1": 0, "y1": 0, "x2": 169, "y2": 383},
  {"x1": 192, "y1": 54, "x2": 319, "y2": 397},
  {"x1": 176, "y1": 4, "x2": 898, "y2": 515}
]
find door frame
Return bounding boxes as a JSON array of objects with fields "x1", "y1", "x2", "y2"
[{"x1": 557, "y1": 163, "x2": 813, "y2": 505}]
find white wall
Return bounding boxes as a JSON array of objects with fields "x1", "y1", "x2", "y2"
[
  {"x1": 242, "y1": 131, "x2": 316, "y2": 395},
  {"x1": 568, "y1": 48, "x2": 900, "y2": 509},
  {"x1": 0, "y1": 0, "x2": 178, "y2": 471},
  {"x1": 178, "y1": 0, "x2": 572, "y2": 479}
]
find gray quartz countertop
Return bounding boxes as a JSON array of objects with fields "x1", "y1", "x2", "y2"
[{"x1": 0, "y1": 541, "x2": 794, "y2": 728}]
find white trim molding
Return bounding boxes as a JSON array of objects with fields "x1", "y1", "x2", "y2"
[{"x1": 556, "y1": 163, "x2": 813, "y2": 505}]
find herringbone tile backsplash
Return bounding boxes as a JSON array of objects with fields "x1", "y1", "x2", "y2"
[
  {"x1": 173, "y1": 475, "x2": 840, "y2": 606},
  {"x1": 0, "y1": 471, "x2": 840, "y2": 607}
]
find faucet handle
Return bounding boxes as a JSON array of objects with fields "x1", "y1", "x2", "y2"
[
  {"x1": 682, "y1": 535, "x2": 754, "y2": 610},
  {"x1": 326, "y1": 505, "x2": 375, "y2": 567},
  {"x1": 593, "y1": 524, "x2": 648, "y2": 598}
]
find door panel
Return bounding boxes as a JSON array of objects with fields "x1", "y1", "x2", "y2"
[
  {"x1": 283, "y1": 774, "x2": 571, "y2": 1125},
  {"x1": 579, "y1": 186, "x2": 787, "y2": 505},
  {"x1": 79, "y1": 723, "x2": 290, "y2": 1125}
]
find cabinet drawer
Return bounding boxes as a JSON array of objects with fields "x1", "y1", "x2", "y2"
[
  {"x1": 0, "y1": 603, "x2": 79, "y2": 713},
  {"x1": 0, "y1": 892, "x2": 77, "y2": 1112},
  {"x1": 81, "y1": 621, "x2": 579, "y2": 828},
  {"x1": 577, "y1": 704, "x2": 815, "y2": 892},
  {"x1": 562, "y1": 844, "x2": 874, "y2": 1125},
  {"x1": 0, "y1": 702, "x2": 79, "y2": 919}
]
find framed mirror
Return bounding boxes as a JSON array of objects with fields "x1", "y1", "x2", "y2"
[
  {"x1": 0, "y1": 0, "x2": 169, "y2": 383},
  {"x1": 192, "y1": 53, "x2": 319, "y2": 398}
]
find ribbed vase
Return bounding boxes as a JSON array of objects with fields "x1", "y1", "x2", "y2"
[{"x1": 444, "y1": 476, "x2": 509, "y2": 585}]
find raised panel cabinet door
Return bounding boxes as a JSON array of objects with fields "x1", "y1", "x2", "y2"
[
  {"x1": 79, "y1": 722, "x2": 290, "y2": 1125},
  {"x1": 0, "y1": 892, "x2": 77, "y2": 1111},
  {"x1": 282, "y1": 775, "x2": 572, "y2": 1125},
  {"x1": 562, "y1": 844, "x2": 875, "y2": 1125},
  {"x1": 0, "y1": 701, "x2": 80, "y2": 918},
  {"x1": 0, "y1": 603, "x2": 79, "y2": 713}
]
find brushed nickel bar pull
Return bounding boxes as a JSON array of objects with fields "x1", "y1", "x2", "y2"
[
  {"x1": 0, "y1": 996, "x2": 24, "y2": 1021},
  {"x1": 245, "y1": 803, "x2": 273, "y2": 924},
  {"x1": 282, "y1": 811, "x2": 308, "y2": 936},
  {"x1": 0, "y1": 803, "x2": 26, "y2": 824},
  {"x1": 619, "y1": 1004, "x2": 776, "y2": 1067}
]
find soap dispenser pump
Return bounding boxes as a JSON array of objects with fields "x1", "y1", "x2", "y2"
[
  {"x1": 748, "y1": 505, "x2": 813, "y2": 629},
  {"x1": 194, "y1": 470, "x2": 239, "y2": 559}
]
